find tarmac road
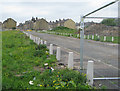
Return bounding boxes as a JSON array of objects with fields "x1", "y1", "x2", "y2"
[
  {"x1": 28, "y1": 31, "x2": 118, "y2": 68},
  {"x1": 27, "y1": 31, "x2": 119, "y2": 89}
]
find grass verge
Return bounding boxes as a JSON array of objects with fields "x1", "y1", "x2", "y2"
[{"x1": 2, "y1": 30, "x2": 95, "y2": 90}]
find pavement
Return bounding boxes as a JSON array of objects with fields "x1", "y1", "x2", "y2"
[{"x1": 26, "y1": 31, "x2": 119, "y2": 90}]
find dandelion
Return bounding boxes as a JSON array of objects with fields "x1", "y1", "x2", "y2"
[
  {"x1": 40, "y1": 85, "x2": 42, "y2": 87},
  {"x1": 58, "y1": 72, "x2": 60, "y2": 74},
  {"x1": 84, "y1": 74, "x2": 86, "y2": 76},
  {"x1": 53, "y1": 80, "x2": 56, "y2": 83},
  {"x1": 56, "y1": 87, "x2": 58, "y2": 89}
]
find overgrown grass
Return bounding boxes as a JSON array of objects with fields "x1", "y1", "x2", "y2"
[
  {"x1": 2, "y1": 31, "x2": 94, "y2": 90},
  {"x1": 2, "y1": 31, "x2": 56, "y2": 89},
  {"x1": 52, "y1": 26, "x2": 77, "y2": 33},
  {"x1": 39, "y1": 26, "x2": 119, "y2": 44},
  {"x1": 85, "y1": 35, "x2": 119, "y2": 44}
]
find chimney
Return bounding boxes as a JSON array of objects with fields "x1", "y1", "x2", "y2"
[{"x1": 59, "y1": 19, "x2": 61, "y2": 21}]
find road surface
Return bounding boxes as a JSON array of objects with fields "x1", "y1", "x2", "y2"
[{"x1": 27, "y1": 31, "x2": 119, "y2": 89}]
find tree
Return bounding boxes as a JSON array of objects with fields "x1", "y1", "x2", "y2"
[{"x1": 101, "y1": 18, "x2": 117, "y2": 26}]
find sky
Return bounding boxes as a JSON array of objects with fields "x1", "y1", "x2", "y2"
[{"x1": 0, "y1": 0, "x2": 119, "y2": 25}]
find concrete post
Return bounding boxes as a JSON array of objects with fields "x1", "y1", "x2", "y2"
[
  {"x1": 84, "y1": 35, "x2": 86, "y2": 39},
  {"x1": 49, "y1": 44, "x2": 53, "y2": 55},
  {"x1": 97, "y1": 35, "x2": 99, "y2": 39},
  {"x1": 38, "y1": 39, "x2": 41, "y2": 45},
  {"x1": 68, "y1": 52, "x2": 73, "y2": 69},
  {"x1": 104, "y1": 36, "x2": 106, "y2": 41},
  {"x1": 41, "y1": 40, "x2": 43, "y2": 44},
  {"x1": 77, "y1": 34, "x2": 79, "y2": 38},
  {"x1": 35, "y1": 37, "x2": 38, "y2": 43},
  {"x1": 92, "y1": 35, "x2": 94, "y2": 40},
  {"x1": 56, "y1": 47, "x2": 61, "y2": 61},
  {"x1": 88, "y1": 35, "x2": 89, "y2": 39},
  {"x1": 30, "y1": 35, "x2": 32, "y2": 39},
  {"x1": 87, "y1": 60, "x2": 94, "y2": 86},
  {"x1": 34, "y1": 36, "x2": 36, "y2": 42},
  {"x1": 112, "y1": 37, "x2": 114, "y2": 42},
  {"x1": 44, "y1": 41, "x2": 47, "y2": 45}
]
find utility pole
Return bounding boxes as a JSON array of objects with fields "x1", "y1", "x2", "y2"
[{"x1": 80, "y1": 16, "x2": 84, "y2": 71}]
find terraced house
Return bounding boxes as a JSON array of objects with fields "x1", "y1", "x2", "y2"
[
  {"x1": 3, "y1": 18, "x2": 17, "y2": 29},
  {"x1": 33, "y1": 18, "x2": 49, "y2": 30},
  {"x1": 0, "y1": 22, "x2": 2, "y2": 29},
  {"x1": 49, "y1": 19, "x2": 76, "y2": 29}
]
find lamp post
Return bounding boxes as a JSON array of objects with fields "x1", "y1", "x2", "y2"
[{"x1": 80, "y1": 16, "x2": 84, "y2": 71}]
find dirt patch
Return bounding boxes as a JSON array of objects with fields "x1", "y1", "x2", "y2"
[
  {"x1": 33, "y1": 66, "x2": 45, "y2": 72},
  {"x1": 85, "y1": 23, "x2": 118, "y2": 36}
]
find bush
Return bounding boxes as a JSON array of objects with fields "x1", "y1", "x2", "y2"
[
  {"x1": 12, "y1": 27, "x2": 16, "y2": 29},
  {"x1": 101, "y1": 19, "x2": 117, "y2": 26},
  {"x1": 35, "y1": 44, "x2": 47, "y2": 50}
]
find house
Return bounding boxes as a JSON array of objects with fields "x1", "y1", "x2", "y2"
[
  {"x1": 49, "y1": 19, "x2": 76, "y2": 30},
  {"x1": 33, "y1": 18, "x2": 49, "y2": 30},
  {"x1": 0, "y1": 22, "x2": 2, "y2": 29},
  {"x1": 3, "y1": 18, "x2": 17, "y2": 29}
]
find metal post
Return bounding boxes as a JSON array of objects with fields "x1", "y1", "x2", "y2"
[{"x1": 80, "y1": 16, "x2": 84, "y2": 71}]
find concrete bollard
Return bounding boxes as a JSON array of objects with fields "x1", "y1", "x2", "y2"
[
  {"x1": 84, "y1": 35, "x2": 86, "y2": 39},
  {"x1": 87, "y1": 60, "x2": 94, "y2": 86},
  {"x1": 49, "y1": 44, "x2": 53, "y2": 55},
  {"x1": 88, "y1": 35, "x2": 89, "y2": 39},
  {"x1": 38, "y1": 39, "x2": 41, "y2": 45},
  {"x1": 77, "y1": 34, "x2": 79, "y2": 38},
  {"x1": 68, "y1": 52, "x2": 73, "y2": 69},
  {"x1": 35, "y1": 37, "x2": 38, "y2": 43},
  {"x1": 31, "y1": 35, "x2": 33, "y2": 40},
  {"x1": 34, "y1": 36, "x2": 36, "y2": 42},
  {"x1": 56, "y1": 47, "x2": 61, "y2": 61},
  {"x1": 44, "y1": 41, "x2": 47, "y2": 45},
  {"x1": 112, "y1": 37, "x2": 114, "y2": 42},
  {"x1": 41, "y1": 40, "x2": 43, "y2": 44},
  {"x1": 92, "y1": 35, "x2": 94, "y2": 40},
  {"x1": 104, "y1": 36, "x2": 106, "y2": 41},
  {"x1": 97, "y1": 35, "x2": 99, "y2": 39},
  {"x1": 30, "y1": 35, "x2": 32, "y2": 39}
]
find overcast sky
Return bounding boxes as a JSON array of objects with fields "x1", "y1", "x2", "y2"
[{"x1": 0, "y1": 0, "x2": 118, "y2": 25}]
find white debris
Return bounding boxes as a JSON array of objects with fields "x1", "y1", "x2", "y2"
[
  {"x1": 46, "y1": 51, "x2": 48, "y2": 53},
  {"x1": 51, "y1": 67, "x2": 54, "y2": 71},
  {"x1": 44, "y1": 63, "x2": 48, "y2": 66},
  {"x1": 33, "y1": 77, "x2": 36, "y2": 80},
  {"x1": 29, "y1": 81, "x2": 34, "y2": 85}
]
